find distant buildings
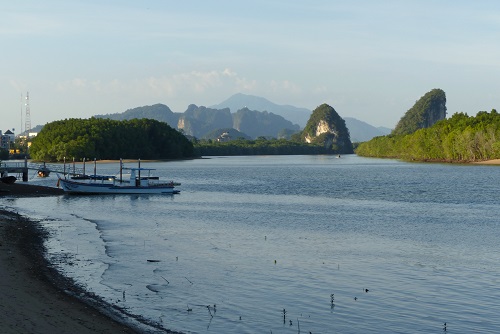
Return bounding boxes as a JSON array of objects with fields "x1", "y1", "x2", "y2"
[
  {"x1": 217, "y1": 132, "x2": 231, "y2": 142},
  {"x1": 0, "y1": 129, "x2": 14, "y2": 150}
]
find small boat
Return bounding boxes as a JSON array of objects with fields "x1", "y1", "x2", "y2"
[
  {"x1": 37, "y1": 165, "x2": 51, "y2": 177},
  {"x1": 57, "y1": 159, "x2": 180, "y2": 195}
]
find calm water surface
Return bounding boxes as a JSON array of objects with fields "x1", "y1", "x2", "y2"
[{"x1": 2, "y1": 155, "x2": 500, "y2": 333}]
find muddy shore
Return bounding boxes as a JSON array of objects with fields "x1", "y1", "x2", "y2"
[{"x1": 0, "y1": 182, "x2": 179, "y2": 333}]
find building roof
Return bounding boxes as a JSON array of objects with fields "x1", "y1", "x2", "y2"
[{"x1": 4, "y1": 130, "x2": 14, "y2": 134}]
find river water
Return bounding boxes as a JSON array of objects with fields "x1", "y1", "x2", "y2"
[{"x1": 2, "y1": 155, "x2": 500, "y2": 333}]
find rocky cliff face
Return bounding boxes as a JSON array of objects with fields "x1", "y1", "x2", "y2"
[
  {"x1": 233, "y1": 107, "x2": 300, "y2": 139},
  {"x1": 177, "y1": 105, "x2": 233, "y2": 137},
  {"x1": 392, "y1": 89, "x2": 447, "y2": 136},
  {"x1": 423, "y1": 96, "x2": 447, "y2": 128},
  {"x1": 302, "y1": 104, "x2": 353, "y2": 153}
]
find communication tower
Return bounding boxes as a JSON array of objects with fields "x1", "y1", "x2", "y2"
[
  {"x1": 20, "y1": 93, "x2": 23, "y2": 135},
  {"x1": 25, "y1": 91, "x2": 31, "y2": 136}
]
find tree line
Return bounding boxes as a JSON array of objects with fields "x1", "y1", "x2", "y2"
[
  {"x1": 356, "y1": 109, "x2": 500, "y2": 162},
  {"x1": 29, "y1": 118, "x2": 194, "y2": 161},
  {"x1": 193, "y1": 137, "x2": 335, "y2": 156},
  {"x1": 28, "y1": 116, "x2": 351, "y2": 162}
]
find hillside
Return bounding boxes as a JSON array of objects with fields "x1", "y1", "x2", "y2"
[
  {"x1": 44, "y1": 94, "x2": 392, "y2": 143},
  {"x1": 344, "y1": 117, "x2": 391, "y2": 142},
  {"x1": 202, "y1": 128, "x2": 251, "y2": 140},
  {"x1": 392, "y1": 89, "x2": 447, "y2": 136},
  {"x1": 301, "y1": 104, "x2": 353, "y2": 153},
  {"x1": 212, "y1": 93, "x2": 310, "y2": 128},
  {"x1": 95, "y1": 104, "x2": 181, "y2": 129},
  {"x1": 232, "y1": 107, "x2": 300, "y2": 139},
  {"x1": 178, "y1": 105, "x2": 233, "y2": 137}
]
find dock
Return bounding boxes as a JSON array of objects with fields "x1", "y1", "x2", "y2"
[
  {"x1": 0, "y1": 158, "x2": 85, "y2": 182},
  {"x1": 0, "y1": 159, "x2": 30, "y2": 181}
]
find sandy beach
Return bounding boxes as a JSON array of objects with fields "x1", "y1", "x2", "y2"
[
  {"x1": 473, "y1": 158, "x2": 500, "y2": 165},
  {"x1": 0, "y1": 183, "x2": 139, "y2": 333}
]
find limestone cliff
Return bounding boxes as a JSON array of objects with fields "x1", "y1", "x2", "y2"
[
  {"x1": 177, "y1": 104, "x2": 233, "y2": 137},
  {"x1": 392, "y1": 89, "x2": 447, "y2": 136},
  {"x1": 301, "y1": 104, "x2": 353, "y2": 153}
]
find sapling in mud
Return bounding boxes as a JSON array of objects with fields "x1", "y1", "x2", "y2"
[{"x1": 207, "y1": 305, "x2": 213, "y2": 318}]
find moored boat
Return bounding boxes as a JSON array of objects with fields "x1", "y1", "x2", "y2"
[{"x1": 57, "y1": 159, "x2": 180, "y2": 195}]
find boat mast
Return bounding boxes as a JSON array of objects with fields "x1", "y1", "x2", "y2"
[{"x1": 138, "y1": 159, "x2": 141, "y2": 183}]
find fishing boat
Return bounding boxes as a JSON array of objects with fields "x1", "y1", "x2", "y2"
[{"x1": 57, "y1": 159, "x2": 180, "y2": 195}]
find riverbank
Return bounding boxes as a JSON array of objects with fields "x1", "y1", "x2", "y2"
[
  {"x1": 0, "y1": 182, "x2": 64, "y2": 197},
  {"x1": 473, "y1": 158, "x2": 500, "y2": 165},
  {"x1": 0, "y1": 207, "x2": 139, "y2": 333},
  {"x1": 0, "y1": 182, "x2": 183, "y2": 333}
]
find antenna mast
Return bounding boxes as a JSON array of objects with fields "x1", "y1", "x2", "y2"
[
  {"x1": 25, "y1": 91, "x2": 31, "y2": 136},
  {"x1": 20, "y1": 93, "x2": 23, "y2": 135}
]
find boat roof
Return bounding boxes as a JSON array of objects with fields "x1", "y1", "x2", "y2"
[
  {"x1": 122, "y1": 167, "x2": 156, "y2": 171},
  {"x1": 91, "y1": 174, "x2": 116, "y2": 179}
]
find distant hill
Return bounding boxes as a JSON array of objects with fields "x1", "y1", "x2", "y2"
[
  {"x1": 232, "y1": 107, "x2": 300, "y2": 139},
  {"x1": 301, "y1": 104, "x2": 353, "y2": 154},
  {"x1": 87, "y1": 95, "x2": 391, "y2": 143},
  {"x1": 377, "y1": 126, "x2": 392, "y2": 135},
  {"x1": 344, "y1": 117, "x2": 392, "y2": 142},
  {"x1": 178, "y1": 105, "x2": 233, "y2": 137},
  {"x1": 95, "y1": 104, "x2": 181, "y2": 128},
  {"x1": 392, "y1": 89, "x2": 447, "y2": 136},
  {"x1": 202, "y1": 128, "x2": 251, "y2": 140},
  {"x1": 96, "y1": 102, "x2": 301, "y2": 139},
  {"x1": 212, "y1": 93, "x2": 310, "y2": 128}
]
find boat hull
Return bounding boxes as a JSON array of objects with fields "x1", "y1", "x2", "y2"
[
  {"x1": 59, "y1": 178, "x2": 179, "y2": 194},
  {"x1": 0, "y1": 176, "x2": 17, "y2": 184}
]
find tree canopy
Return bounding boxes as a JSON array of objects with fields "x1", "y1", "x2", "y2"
[
  {"x1": 193, "y1": 137, "x2": 333, "y2": 156},
  {"x1": 29, "y1": 118, "x2": 194, "y2": 161},
  {"x1": 356, "y1": 109, "x2": 500, "y2": 162}
]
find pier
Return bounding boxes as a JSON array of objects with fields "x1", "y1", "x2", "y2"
[
  {"x1": 0, "y1": 158, "x2": 85, "y2": 182},
  {"x1": 0, "y1": 159, "x2": 30, "y2": 181}
]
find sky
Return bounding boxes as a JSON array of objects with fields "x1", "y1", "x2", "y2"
[{"x1": 1, "y1": 0, "x2": 500, "y2": 132}]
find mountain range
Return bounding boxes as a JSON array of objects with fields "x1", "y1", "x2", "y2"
[{"x1": 94, "y1": 93, "x2": 390, "y2": 142}]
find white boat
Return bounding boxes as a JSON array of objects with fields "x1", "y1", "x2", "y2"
[{"x1": 58, "y1": 160, "x2": 180, "y2": 195}]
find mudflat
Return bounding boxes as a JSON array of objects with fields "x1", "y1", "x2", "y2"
[{"x1": 0, "y1": 182, "x2": 139, "y2": 333}]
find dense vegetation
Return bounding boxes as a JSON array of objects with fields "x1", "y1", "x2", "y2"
[
  {"x1": 29, "y1": 118, "x2": 194, "y2": 161},
  {"x1": 193, "y1": 138, "x2": 335, "y2": 156},
  {"x1": 356, "y1": 110, "x2": 500, "y2": 162},
  {"x1": 392, "y1": 89, "x2": 447, "y2": 136}
]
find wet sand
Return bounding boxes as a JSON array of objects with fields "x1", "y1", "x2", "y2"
[
  {"x1": 0, "y1": 182, "x2": 149, "y2": 333},
  {"x1": 0, "y1": 208, "x2": 139, "y2": 333}
]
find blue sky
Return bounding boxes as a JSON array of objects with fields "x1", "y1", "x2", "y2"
[{"x1": 1, "y1": 0, "x2": 499, "y2": 132}]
